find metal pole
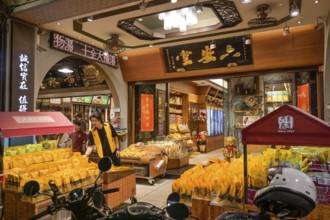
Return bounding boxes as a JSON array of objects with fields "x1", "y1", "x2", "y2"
[{"x1": 244, "y1": 144, "x2": 248, "y2": 204}]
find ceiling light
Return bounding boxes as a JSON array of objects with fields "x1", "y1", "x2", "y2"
[
  {"x1": 138, "y1": 18, "x2": 143, "y2": 22},
  {"x1": 139, "y1": 0, "x2": 148, "y2": 11},
  {"x1": 158, "y1": 7, "x2": 198, "y2": 32},
  {"x1": 57, "y1": 22, "x2": 61, "y2": 26},
  {"x1": 297, "y1": 20, "x2": 301, "y2": 24},
  {"x1": 290, "y1": 0, "x2": 300, "y2": 17},
  {"x1": 315, "y1": 17, "x2": 327, "y2": 30},
  {"x1": 314, "y1": 0, "x2": 319, "y2": 3},
  {"x1": 87, "y1": 16, "x2": 93, "y2": 22},
  {"x1": 103, "y1": 51, "x2": 109, "y2": 56},
  {"x1": 283, "y1": 24, "x2": 290, "y2": 36},
  {"x1": 149, "y1": 44, "x2": 154, "y2": 47},
  {"x1": 58, "y1": 68, "x2": 73, "y2": 73},
  {"x1": 242, "y1": 0, "x2": 252, "y2": 3},
  {"x1": 210, "y1": 40, "x2": 216, "y2": 49},
  {"x1": 194, "y1": 1, "x2": 203, "y2": 14},
  {"x1": 171, "y1": 0, "x2": 178, "y2": 3},
  {"x1": 245, "y1": 36, "x2": 251, "y2": 45}
]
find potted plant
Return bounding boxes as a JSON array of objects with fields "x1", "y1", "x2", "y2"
[{"x1": 197, "y1": 131, "x2": 207, "y2": 152}]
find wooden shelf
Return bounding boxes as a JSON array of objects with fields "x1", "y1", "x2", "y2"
[
  {"x1": 265, "y1": 101, "x2": 291, "y2": 103},
  {"x1": 234, "y1": 110, "x2": 263, "y2": 113},
  {"x1": 169, "y1": 103, "x2": 182, "y2": 106},
  {"x1": 233, "y1": 94, "x2": 264, "y2": 98},
  {"x1": 234, "y1": 125, "x2": 246, "y2": 129},
  {"x1": 169, "y1": 112, "x2": 183, "y2": 115}
]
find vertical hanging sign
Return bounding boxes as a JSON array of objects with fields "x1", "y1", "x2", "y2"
[
  {"x1": 17, "y1": 54, "x2": 29, "y2": 112},
  {"x1": 140, "y1": 94, "x2": 154, "y2": 131},
  {"x1": 11, "y1": 21, "x2": 35, "y2": 112}
]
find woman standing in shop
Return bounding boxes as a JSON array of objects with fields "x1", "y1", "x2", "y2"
[
  {"x1": 83, "y1": 111, "x2": 121, "y2": 166},
  {"x1": 72, "y1": 120, "x2": 88, "y2": 154}
]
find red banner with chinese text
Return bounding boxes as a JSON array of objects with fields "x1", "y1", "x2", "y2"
[
  {"x1": 297, "y1": 83, "x2": 310, "y2": 113},
  {"x1": 140, "y1": 94, "x2": 154, "y2": 131}
]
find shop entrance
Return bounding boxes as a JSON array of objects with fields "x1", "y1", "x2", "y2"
[
  {"x1": 130, "y1": 70, "x2": 320, "y2": 155},
  {"x1": 36, "y1": 56, "x2": 120, "y2": 131}
]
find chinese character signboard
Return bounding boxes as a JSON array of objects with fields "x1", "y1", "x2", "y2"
[
  {"x1": 140, "y1": 94, "x2": 154, "y2": 132},
  {"x1": 11, "y1": 21, "x2": 35, "y2": 112},
  {"x1": 163, "y1": 35, "x2": 253, "y2": 73},
  {"x1": 50, "y1": 32, "x2": 119, "y2": 68},
  {"x1": 297, "y1": 83, "x2": 310, "y2": 113}
]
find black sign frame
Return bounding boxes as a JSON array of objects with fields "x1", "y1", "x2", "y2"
[
  {"x1": 163, "y1": 35, "x2": 253, "y2": 73},
  {"x1": 50, "y1": 31, "x2": 119, "y2": 68}
]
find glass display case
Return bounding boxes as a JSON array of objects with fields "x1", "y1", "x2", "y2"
[{"x1": 264, "y1": 81, "x2": 293, "y2": 114}]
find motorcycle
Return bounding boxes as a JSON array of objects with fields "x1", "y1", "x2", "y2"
[{"x1": 23, "y1": 157, "x2": 197, "y2": 220}]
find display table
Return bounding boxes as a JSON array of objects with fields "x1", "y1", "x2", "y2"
[
  {"x1": 102, "y1": 169, "x2": 136, "y2": 208},
  {"x1": 3, "y1": 179, "x2": 95, "y2": 220},
  {"x1": 166, "y1": 155, "x2": 189, "y2": 169},
  {"x1": 121, "y1": 154, "x2": 166, "y2": 185}
]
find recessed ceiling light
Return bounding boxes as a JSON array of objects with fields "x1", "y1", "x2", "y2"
[
  {"x1": 58, "y1": 68, "x2": 73, "y2": 73},
  {"x1": 87, "y1": 16, "x2": 93, "y2": 22},
  {"x1": 138, "y1": 18, "x2": 143, "y2": 22},
  {"x1": 290, "y1": 0, "x2": 300, "y2": 17},
  {"x1": 242, "y1": 0, "x2": 252, "y2": 3},
  {"x1": 171, "y1": 0, "x2": 177, "y2": 3},
  {"x1": 57, "y1": 22, "x2": 61, "y2": 25},
  {"x1": 297, "y1": 20, "x2": 302, "y2": 24},
  {"x1": 314, "y1": 0, "x2": 319, "y2": 3}
]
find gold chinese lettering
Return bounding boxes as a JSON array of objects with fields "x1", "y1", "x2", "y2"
[{"x1": 198, "y1": 46, "x2": 216, "y2": 63}]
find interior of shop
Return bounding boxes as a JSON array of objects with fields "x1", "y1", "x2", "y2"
[{"x1": 1, "y1": 51, "x2": 325, "y2": 219}]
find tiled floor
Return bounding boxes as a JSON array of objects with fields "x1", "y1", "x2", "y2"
[{"x1": 132, "y1": 148, "x2": 224, "y2": 208}]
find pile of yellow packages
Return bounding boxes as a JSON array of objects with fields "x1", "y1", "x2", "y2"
[
  {"x1": 4, "y1": 148, "x2": 99, "y2": 192},
  {"x1": 120, "y1": 144, "x2": 163, "y2": 161},
  {"x1": 172, "y1": 146, "x2": 330, "y2": 205}
]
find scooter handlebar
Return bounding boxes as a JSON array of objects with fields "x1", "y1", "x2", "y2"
[
  {"x1": 103, "y1": 188, "x2": 119, "y2": 194},
  {"x1": 30, "y1": 208, "x2": 51, "y2": 220}
]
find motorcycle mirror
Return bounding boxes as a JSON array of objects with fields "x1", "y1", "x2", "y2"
[
  {"x1": 23, "y1": 180, "x2": 40, "y2": 196},
  {"x1": 166, "y1": 192, "x2": 180, "y2": 206},
  {"x1": 92, "y1": 188, "x2": 105, "y2": 209},
  {"x1": 98, "y1": 157, "x2": 112, "y2": 172},
  {"x1": 166, "y1": 203, "x2": 191, "y2": 219}
]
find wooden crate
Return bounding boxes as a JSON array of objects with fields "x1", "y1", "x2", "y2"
[
  {"x1": 121, "y1": 154, "x2": 166, "y2": 182},
  {"x1": 102, "y1": 169, "x2": 135, "y2": 184},
  {"x1": 298, "y1": 204, "x2": 330, "y2": 220},
  {"x1": 103, "y1": 172, "x2": 136, "y2": 208},
  {"x1": 190, "y1": 197, "x2": 210, "y2": 220},
  {"x1": 4, "y1": 182, "x2": 94, "y2": 220},
  {"x1": 209, "y1": 203, "x2": 243, "y2": 220},
  {"x1": 167, "y1": 155, "x2": 189, "y2": 169}
]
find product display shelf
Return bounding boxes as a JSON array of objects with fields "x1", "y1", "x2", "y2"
[
  {"x1": 102, "y1": 169, "x2": 136, "y2": 208},
  {"x1": 120, "y1": 154, "x2": 166, "y2": 185},
  {"x1": 4, "y1": 180, "x2": 97, "y2": 220},
  {"x1": 166, "y1": 155, "x2": 189, "y2": 169}
]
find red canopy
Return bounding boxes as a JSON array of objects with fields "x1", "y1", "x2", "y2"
[
  {"x1": 241, "y1": 104, "x2": 330, "y2": 147},
  {"x1": 0, "y1": 112, "x2": 74, "y2": 138}
]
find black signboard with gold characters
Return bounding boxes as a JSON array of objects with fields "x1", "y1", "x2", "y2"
[{"x1": 163, "y1": 35, "x2": 253, "y2": 73}]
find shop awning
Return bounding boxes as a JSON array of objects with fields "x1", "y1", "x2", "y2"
[
  {"x1": 241, "y1": 104, "x2": 330, "y2": 147},
  {"x1": 0, "y1": 112, "x2": 74, "y2": 138}
]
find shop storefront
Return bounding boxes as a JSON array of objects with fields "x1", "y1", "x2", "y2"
[{"x1": 121, "y1": 24, "x2": 324, "y2": 148}]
